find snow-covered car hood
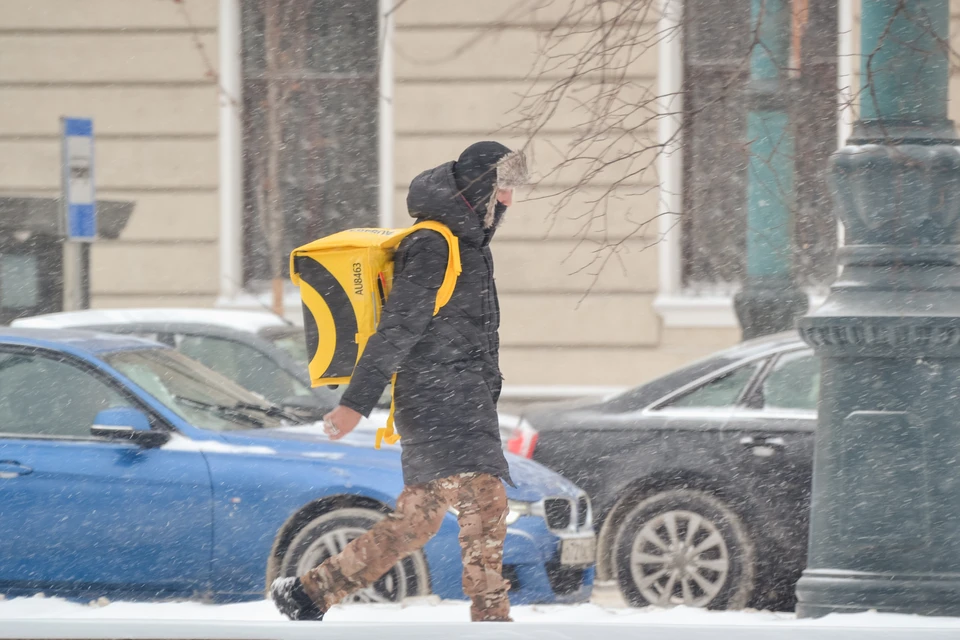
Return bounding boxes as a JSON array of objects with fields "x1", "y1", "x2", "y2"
[{"x1": 212, "y1": 422, "x2": 583, "y2": 503}]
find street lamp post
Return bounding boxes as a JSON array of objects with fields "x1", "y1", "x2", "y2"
[
  {"x1": 796, "y1": 0, "x2": 960, "y2": 617},
  {"x1": 734, "y1": 0, "x2": 809, "y2": 340}
]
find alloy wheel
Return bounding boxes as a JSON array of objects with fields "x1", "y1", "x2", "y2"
[
  {"x1": 629, "y1": 509, "x2": 730, "y2": 607},
  {"x1": 295, "y1": 525, "x2": 409, "y2": 603}
]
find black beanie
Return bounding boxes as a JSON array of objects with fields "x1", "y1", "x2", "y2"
[{"x1": 453, "y1": 141, "x2": 512, "y2": 214}]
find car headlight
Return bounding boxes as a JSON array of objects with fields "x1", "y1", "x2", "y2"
[{"x1": 505, "y1": 500, "x2": 536, "y2": 525}]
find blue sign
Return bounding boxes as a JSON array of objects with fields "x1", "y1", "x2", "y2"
[{"x1": 61, "y1": 117, "x2": 96, "y2": 241}]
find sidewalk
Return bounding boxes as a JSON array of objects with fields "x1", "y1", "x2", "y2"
[{"x1": 2, "y1": 593, "x2": 960, "y2": 640}]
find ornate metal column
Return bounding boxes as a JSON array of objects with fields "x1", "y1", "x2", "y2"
[
  {"x1": 796, "y1": 0, "x2": 960, "y2": 617},
  {"x1": 734, "y1": 0, "x2": 808, "y2": 339}
]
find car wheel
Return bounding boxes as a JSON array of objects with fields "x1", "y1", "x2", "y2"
[
  {"x1": 279, "y1": 507, "x2": 431, "y2": 603},
  {"x1": 614, "y1": 489, "x2": 756, "y2": 610}
]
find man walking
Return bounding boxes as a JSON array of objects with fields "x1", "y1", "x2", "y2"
[{"x1": 271, "y1": 141, "x2": 529, "y2": 622}]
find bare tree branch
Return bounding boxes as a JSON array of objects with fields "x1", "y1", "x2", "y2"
[{"x1": 508, "y1": 0, "x2": 958, "y2": 296}]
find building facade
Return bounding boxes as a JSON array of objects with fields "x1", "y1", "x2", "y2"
[{"x1": 1, "y1": 1, "x2": 957, "y2": 391}]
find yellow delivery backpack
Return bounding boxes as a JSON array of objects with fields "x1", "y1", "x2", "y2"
[{"x1": 289, "y1": 221, "x2": 461, "y2": 449}]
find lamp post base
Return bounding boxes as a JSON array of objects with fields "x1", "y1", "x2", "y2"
[{"x1": 797, "y1": 569, "x2": 960, "y2": 618}]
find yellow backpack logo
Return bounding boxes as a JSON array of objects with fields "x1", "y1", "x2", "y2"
[{"x1": 290, "y1": 221, "x2": 461, "y2": 448}]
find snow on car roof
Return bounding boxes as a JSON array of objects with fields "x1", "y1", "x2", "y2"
[
  {"x1": 0, "y1": 327, "x2": 162, "y2": 354},
  {"x1": 11, "y1": 308, "x2": 291, "y2": 335}
]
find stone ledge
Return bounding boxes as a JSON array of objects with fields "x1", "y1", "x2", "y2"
[{"x1": 800, "y1": 318, "x2": 960, "y2": 356}]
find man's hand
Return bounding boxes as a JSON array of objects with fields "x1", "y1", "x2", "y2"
[{"x1": 322, "y1": 405, "x2": 363, "y2": 441}]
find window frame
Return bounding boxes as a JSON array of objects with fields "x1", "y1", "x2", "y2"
[
  {"x1": 171, "y1": 331, "x2": 313, "y2": 401},
  {"x1": 646, "y1": 354, "x2": 770, "y2": 414},
  {"x1": 0, "y1": 345, "x2": 175, "y2": 443},
  {"x1": 645, "y1": 344, "x2": 807, "y2": 415},
  {"x1": 654, "y1": 1, "x2": 848, "y2": 330},
  {"x1": 739, "y1": 347, "x2": 819, "y2": 419},
  {"x1": 238, "y1": 0, "x2": 382, "y2": 289}
]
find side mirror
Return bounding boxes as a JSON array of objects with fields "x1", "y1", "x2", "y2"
[
  {"x1": 281, "y1": 396, "x2": 333, "y2": 421},
  {"x1": 91, "y1": 407, "x2": 169, "y2": 448}
]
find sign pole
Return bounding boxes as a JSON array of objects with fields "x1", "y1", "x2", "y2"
[
  {"x1": 61, "y1": 237, "x2": 83, "y2": 311},
  {"x1": 60, "y1": 117, "x2": 96, "y2": 312}
]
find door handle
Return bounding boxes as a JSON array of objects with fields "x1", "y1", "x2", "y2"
[
  {"x1": 739, "y1": 436, "x2": 785, "y2": 457},
  {"x1": 0, "y1": 460, "x2": 33, "y2": 479}
]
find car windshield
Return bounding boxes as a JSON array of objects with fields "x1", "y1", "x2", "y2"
[{"x1": 102, "y1": 348, "x2": 287, "y2": 431}]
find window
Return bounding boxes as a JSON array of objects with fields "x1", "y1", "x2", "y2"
[
  {"x1": 0, "y1": 351, "x2": 132, "y2": 438},
  {"x1": 756, "y1": 350, "x2": 819, "y2": 412},
  {"x1": 0, "y1": 254, "x2": 39, "y2": 309},
  {"x1": 175, "y1": 335, "x2": 312, "y2": 404},
  {"x1": 240, "y1": 0, "x2": 380, "y2": 289},
  {"x1": 662, "y1": 361, "x2": 762, "y2": 409},
  {"x1": 681, "y1": 1, "x2": 837, "y2": 293},
  {"x1": 0, "y1": 234, "x2": 64, "y2": 325}
]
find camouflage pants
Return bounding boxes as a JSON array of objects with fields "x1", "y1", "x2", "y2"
[{"x1": 300, "y1": 472, "x2": 512, "y2": 621}]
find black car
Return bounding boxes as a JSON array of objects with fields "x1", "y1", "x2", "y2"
[{"x1": 510, "y1": 332, "x2": 817, "y2": 611}]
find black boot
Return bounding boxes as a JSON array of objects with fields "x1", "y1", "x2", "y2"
[{"x1": 270, "y1": 576, "x2": 326, "y2": 621}]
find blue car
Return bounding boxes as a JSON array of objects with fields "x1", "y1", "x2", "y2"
[{"x1": 0, "y1": 328, "x2": 595, "y2": 604}]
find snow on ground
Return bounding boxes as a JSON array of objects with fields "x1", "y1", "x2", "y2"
[{"x1": 2, "y1": 595, "x2": 960, "y2": 628}]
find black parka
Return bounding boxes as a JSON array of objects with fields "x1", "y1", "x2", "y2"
[{"x1": 339, "y1": 161, "x2": 512, "y2": 486}]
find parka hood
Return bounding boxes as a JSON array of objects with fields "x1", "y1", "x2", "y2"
[{"x1": 406, "y1": 161, "x2": 487, "y2": 246}]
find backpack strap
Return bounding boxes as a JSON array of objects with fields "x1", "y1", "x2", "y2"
[
  {"x1": 375, "y1": 221, "x2": 461, "y2": 449},
  {"x1": 384, "y1": 220, "x2": 461, "y2": 315},
  {"x1": 375, "y1": 372, "x2": 403, "y2": 450}
]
